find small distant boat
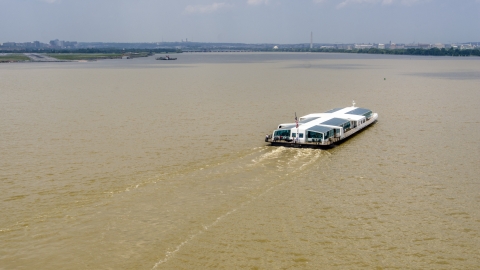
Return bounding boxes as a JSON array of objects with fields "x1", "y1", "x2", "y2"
[
  {"x1": 265, "y1": 101, "x2": 378, "y2": 148},
  {"x1": 156, "y1": 55, "x2": 177, "y2": 60}
]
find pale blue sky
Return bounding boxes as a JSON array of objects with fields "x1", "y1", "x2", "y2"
[{"x1": 1, "y1": 0, "x2": 479, "y2": 44}]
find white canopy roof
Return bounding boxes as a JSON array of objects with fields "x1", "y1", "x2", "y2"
[{"x1": 296, "y1": 106, "x2": 365, "y2": 130}]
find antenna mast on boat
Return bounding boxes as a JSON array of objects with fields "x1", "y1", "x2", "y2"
[
  {"x1": 295, "y1": 112, "x2": 299, "y2": 144},
  {"x1": 352, "y1": 100, "x2": 356, "y2": 107}
]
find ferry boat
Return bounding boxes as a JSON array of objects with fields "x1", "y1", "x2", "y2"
[
  {"x1": 156, "y1": 55, "x2": 177, "y2": 60},
  {"x1": 266, "y1": 101, "x2": 378, "y2": 148}
]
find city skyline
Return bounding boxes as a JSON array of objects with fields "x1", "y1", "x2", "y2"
[
  {"x1": 1, "y1": 0, "x2": 479, "y2": 44},
  {"x1": 2, "y1": 39, "x2": 479, "y2": 48}
]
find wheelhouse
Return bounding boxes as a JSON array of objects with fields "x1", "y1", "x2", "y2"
[
  {"x1": 273, "y1": 129, "x2": 291, "y2": 138},
  {"x1": 273, "y1": 124, "x2": 295, "y2": 140}
]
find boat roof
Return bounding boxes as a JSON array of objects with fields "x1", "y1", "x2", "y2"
[
  {"x1": 281, "y1": 106, "x2": 372, "y2": 131},
  {"x1": 319, "y1": 117, "x2": 350, "y2": 127},
  {"x1": 300, "y1": 107, "x2": 366, "y2": 120},
  {"x1": 277, "y1": 124, "x2": 296, "y2": 130},
  {"x1": 299, "y1": 117, "x2": 320, "y2": 124},
  {"x1": 306, "y1": 125, "x2": 334, "y2": 133},
  {"x1": 345, "y1": 107, "x2": 372, "y2": 116}
]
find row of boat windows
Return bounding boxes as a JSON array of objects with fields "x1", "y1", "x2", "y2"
[
  {"x1": 276, "y1": 119, "x2": 360, "y2": 137},
  {"x1": 342, "y1": 122, "x2": 351, "y2": 130},
  {"x1": 307, "y1": 131, "x2": 323, "y2": 140},
  {"x1": 274, "y1": 130, "x2": 334, "y2": 140},
  {"x1": 274, "y1": 130, "x2": 291, "y2": 137},
  {"x1": 292, "y1": 133, "x2": 304, "y2": 138}
]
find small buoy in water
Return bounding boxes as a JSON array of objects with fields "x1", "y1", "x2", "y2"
[{"x1": 384, "y1": 78, "x2": 386, "y2": 80}]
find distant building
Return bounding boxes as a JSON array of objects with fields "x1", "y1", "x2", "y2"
[
  {"x1": 354, "y1": 44, "x2": 374, "y2": 49},
  {"x1": 431, "y1": 43, "x2": 445, "y2": 49},
  {"x1": 385, "y1": 42, "x2": 396, "y2": 49},
  {"x1": 310, "y1": 32, "x2": 313, "y2": 49},
  {"x1": 50, "y1": 39, "x2": 59, "y2": 47},
  {"x1": 63, "y1": 41, "x2": 78, "y2": 48},
  {"x1": 49, "y1": 39, "x2": 77, "y2": 48},
  {"x1": 2, "y1": 42, "x2": 16, "y2": 47},
  {"x1": 335, "y1": 44, "x2": 353, "y2": 50},
  {"x1": 404, "y1": 43, "x2": 430, "y2": 49},
  {"x1": 460, "y1": 44, "x2": 474, "y2": 50},
  {"x1": 377, "y1": 43, "x2": 385, "y2": 49}
]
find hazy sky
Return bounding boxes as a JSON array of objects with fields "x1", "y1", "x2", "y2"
[{"x1": 1, "y1": 0, "x2": 479, "y2": 44}]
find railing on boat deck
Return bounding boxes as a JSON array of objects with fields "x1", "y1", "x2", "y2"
[
  {"x1": 272, "y1": 136, "x2": 339, "y2": 146},
  {"x1": 272, "y1": 136, "x2": 293, "y2": 143},
  {"x1": 304, "y1": 137, "x2": 339, "y2": 146}
]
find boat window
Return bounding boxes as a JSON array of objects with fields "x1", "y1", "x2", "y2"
[
  {"x1": 292, "y1": 133, "x2": 296, "y2": 138},
  {"x1": 299, "y1": 133, "x2": 304, "y2": 138},
  {"x1": 274, "y1": 130, "x2": 291, "y2": 137},
  {"x1": 307, "y1": 131, "x2": 323, "y2": 140}
]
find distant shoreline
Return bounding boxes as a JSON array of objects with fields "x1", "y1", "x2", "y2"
[
  {"x1": 304, "y1": 47, "x2": 480, "y2": 57},
  {"x1": 1, "y1": 48, "x2": 479, "y2": 64},
  {"x1": 0, "y1": 52, "x2": 154, "y2": 63},
  {"x1": 1, "y1": 46, "x2": 479, "y2": 57}
]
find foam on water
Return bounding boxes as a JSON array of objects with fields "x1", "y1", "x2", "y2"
[{"x1": 148, "y1": 146, "x2": 331, "y2": 268}]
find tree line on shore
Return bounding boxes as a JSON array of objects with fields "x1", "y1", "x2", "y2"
[
  {"x1": 0, "y1": 48, "x2": 181, "y2": 54},
  {"x1": 1, "y1": 47, "x2": 479, "y2": 57},
  {"x1": 278, "y1": 47, "x2": 480, "y2": 57}
]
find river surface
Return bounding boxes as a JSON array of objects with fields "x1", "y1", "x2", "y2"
[{"x1": 1, "y1": 53, "x2": 479, "y2": 269}]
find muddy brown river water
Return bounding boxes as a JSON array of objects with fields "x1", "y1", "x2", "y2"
[{"x1": 1, "y1": 53, "x2": 479, "y2": 269}]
